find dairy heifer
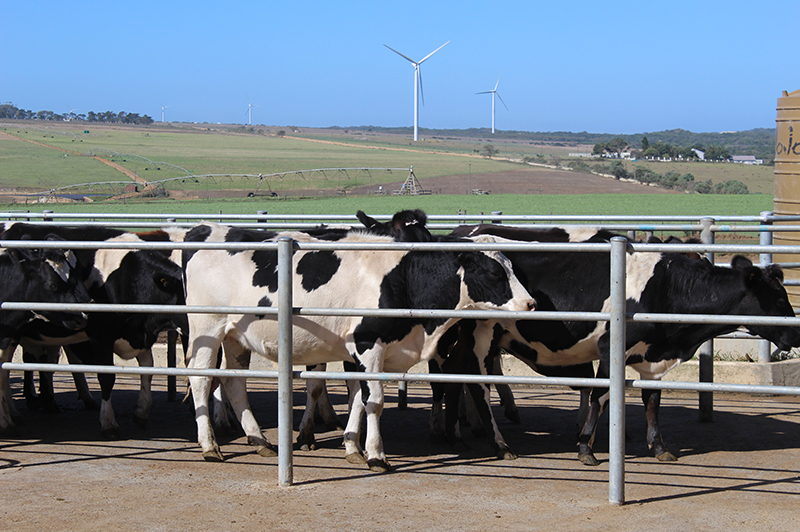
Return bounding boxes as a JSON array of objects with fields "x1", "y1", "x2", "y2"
[
  {"x1": 0, "y1": 223, "x2": 186, "y2": 438},
  {"x1": 0, "y1": 235, "x2": 91, "y2": 432},
  {"x1": 439, "y1": 225, "x2": 800, "y2": 465},
  {"x1": 183, "y1": 223, "x2": 535, "y2": 471}
]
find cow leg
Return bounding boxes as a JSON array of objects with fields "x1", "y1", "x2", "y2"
[
  {"x1": 643, "y1": 387, "x2": 677, "y2": 461},
  {"x1": 210, "y1": 347, "x2": 237, "y2": 435},
  {"x1": 22, "y1": 350, "x2": 43, "y2": 411},
  {"x1": 219, "y1": 339, "x2": 276, "y2": 458},
  {"x1": 0, "y1": 345, "x2": 22, "y2": 435},
  {"x1": 343, "y1": 379, "x2": 367, "y2": 464},
  {"x1": 465, "y1": 381, "x2": 516, "y2": 460},
  {"x1": 316, "y1": 376, "x2": 345, "y2": 431},
  {"x1": 343, "y1": 353, "x2": 390, "y2": 473},
  {"x1": 298, "y1": 368, "x2": 325, "y2": 451},
  {"x1": 492, "y1": 356, "x2": 520, "y2": 424},
  {"x1": 63, "y1": 348, "x2": 98, "y2": 410},
  {"x1": 444, "y1": 382, "x2": 468, "y2": 451},
  {"x1": 187, "y1": 331, "x2": 225, "y2": 462},
  {"x1": 427, "y1": 359, "x2": 448, "y2": 443},
  {"x1": 131, "y1": 349, "x2": 153, "y2": 429}
]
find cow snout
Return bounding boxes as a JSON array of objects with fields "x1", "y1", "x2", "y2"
[{"x1": 526, "y1": 299, "x2": 536, "y2": 311}]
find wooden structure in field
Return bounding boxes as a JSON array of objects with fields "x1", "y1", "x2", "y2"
[{"x1": 393, "y1": 167, "x2": 431, "y2": 195}]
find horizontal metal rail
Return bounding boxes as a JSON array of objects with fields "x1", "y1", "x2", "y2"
[
  {"x1": 7, "y1": 363, "x2": 800, "y2": 397},
  {"x1": 3, "y1": 224, "x2": 800, "y2": 504}
]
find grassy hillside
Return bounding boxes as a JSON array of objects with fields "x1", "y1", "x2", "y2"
[{"x1": 0, "y1": 121, "x2": 777, "y2": 197}]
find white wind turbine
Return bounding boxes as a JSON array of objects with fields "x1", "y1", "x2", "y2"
[
  {"x1": 246, "y1": 94, "x2": 259, "y2": 125},
  {"x1": 384, "y1": 41, "x2": 449, "y2": 141},
  {"x1": 476, "y1": 72, "x2": 508, "y2": 134},
  {"x1": 158, "y1": 99, "x2": 170, "y2": 122}
]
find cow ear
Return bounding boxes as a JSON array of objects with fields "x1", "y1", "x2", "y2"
[
  {"x1": 766, "y1": 264, "x2": 785, "y2": 283},
  {"x1": 731, "y1": 255, "x2": 753, "y2": 271},
  {"x1": 743, "y1": 266, "x2": 763, "y2": 288},
  {"x1": 356, "y1": 210, "x2": 379, "y2": 230}
]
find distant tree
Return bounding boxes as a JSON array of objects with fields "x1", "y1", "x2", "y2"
[
  {"x1": 705, "y1": 144, "x2": 731, "y2": 162},
  {"x1": 483, "y1": 144, "x2": 498, "y2": 158},
  {"x1": 609, "y1": 160, "x2": 628, "y2": 179},
  {"x1": 641, "y1": 136, "x2": 650, "y2": 151},
  {"x1": 276, "y1": 130, "x2": 286, "y2": 137},
  {"x1": 643, "y1": 147, "x2": 659, "y2": 159},
  {"x1": 694, "y1": 180, "x2": 714, "y2": 194},
  {"x1": 607, "y1": 137, "x2": 628, "y2": 154},
  {"x1": 592, "y1": 142, "x2": 607, "y2": 155},
  {"x1": 714, "y1": 180, "x2": 749, "y2": 194}
]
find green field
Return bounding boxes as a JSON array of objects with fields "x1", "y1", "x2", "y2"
[
  {"x1": 1, "y1": 192, "x2": 773, "y2": 219},
  {"x1": 1, "y1": 121, "x2": 777, "y2": 197}
]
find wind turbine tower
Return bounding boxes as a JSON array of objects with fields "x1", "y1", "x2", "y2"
[
  {"x1": 158, "y1": 100, "x2": 170, "y2": 122},
  {"x1": 476, "y1": 72, "x2": 508, "y2": 134},
  {"x1": 246, "y1": 94, "x2": 259, "y2": 126},
  {"x1": 384, "y1": 41, "x2": 449, "y2": 141}
]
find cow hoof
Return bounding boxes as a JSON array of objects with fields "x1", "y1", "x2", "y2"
[
  {"x1": 450, "y1": 440, "x2": 470, "y2": 453},
  {"x1": 325, "y1": 419, "x2": 345, "y2": 431},
  {"x1": 578, "y1": 452, "x2": 600, "y2": 466},
  {"x1": 0, "y1": 425, "x2": 21, "y2": 438},
  {"x1": 504, "y1": 410, "x2": 521, "y2": 424},
  {"x1": 41, "y1": 399, "x2": 61, "y2": 414},
  {"x1": 101, "y1": 427, "x2": 122, "y2": 440},
  {"x1": 202, "y1": 448, "x2": 225, "y2": 462},
  {"x1": 497, "y1": 449, "x2": 517, "y2": 461},
  {"x1": 470, "y1": 427, "x2": 486, "y2": 438},
  {"x1": 345, "y1": 451, "x2": 367, "y2": 464},
  {"x1": 256, "y1": 444, "x2": 278, "y2": 458},
  {"x1": 298, "y1": 441, "x2": 317, "y2": 451},
  {"x1": 132, "y1": 414, "x2": 147, "y2": 430},
  {"x1": 296, "y1": 435, "x2": 317, "y2": 451},
  {"x1": 656, "y1": 451, "x2": 678, "y2": 462},
  {"x1": 429, "y1": 432, "x2": 447, "y2": 444},
  {"x1": 82, "y1": 398, "x2": 100, "y2": 411},
  {"x1": 367, "y1": 459, "x2": 393, "y2": 473}
]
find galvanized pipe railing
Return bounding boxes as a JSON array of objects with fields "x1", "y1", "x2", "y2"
[{"x1": 2, "y1": 236, "x2": 800, "y2": 506}]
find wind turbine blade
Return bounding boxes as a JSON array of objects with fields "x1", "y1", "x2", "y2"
[
  {"x1": 476, "y1": 90, "x2": 492, "y2": 95},
  {"x1": 384, "y1": 44, "x2": 416, "y2": 64},
  {"x1": 494, "y1": 71, "x2": 503, "y2": 91},
  {"x1": 419, "y1": 40, "x2": 450, "y2": 64},
  {"x1": 496, "y1": 92, "x2": 509, "y2": 111},
  {"x1": 418, "y1": 67, "x2": 425, "y2": 106}
]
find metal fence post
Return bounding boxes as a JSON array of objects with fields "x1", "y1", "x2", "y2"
[
  {"x1": 609, "y1": 236, "x2": 627, "y2": 506},
  {"x1": 278, "y1": 237, "x2": 294, "y2": 487},
  {"x1": 166, "y1": 330, "x2": 177, "y2": 402},
  {"x1": 759, "y1": 211, "x2": 774, "y2": 363},
  {"x1": 698, "y1": 217, "x2": 715, "y2": 421}
]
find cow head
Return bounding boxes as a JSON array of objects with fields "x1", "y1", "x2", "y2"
[
  {"x1": 731, "y1": 256, "x2": 800, "y2": 351},
  {"x1": 356, "y1": 209, "x2": 434, "y2": 242},
  {"x1": 457, "y1": 236, "x2": 536, "y2": 313},
  {"x1": 2, "y1": 239, "x2": 90, "y2": 342}
]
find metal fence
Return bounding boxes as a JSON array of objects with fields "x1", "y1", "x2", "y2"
[{"x1": 2, "y1": 211, "x2": 800, "y2": 506}]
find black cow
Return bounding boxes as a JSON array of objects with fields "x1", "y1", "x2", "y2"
[
  {"x1": 1, "y1": 223, "x2": 186, "y2": 438},
  {"x1": 0, "y1": 238, "x2": 91, "y2": 432},
  {"x1": 438, "y1": 225, "x2": 800, "y2": 466}
]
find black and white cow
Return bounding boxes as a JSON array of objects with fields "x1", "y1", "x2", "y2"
[
  {"x1": 0, "y1": 236, "x2": 91, "y2": 432},
  {"x1": 182, "y1": 222, "x2": 535, "y2": 471},
  {"x1": 437, "y1": 225, "x2": 800, "y2": 466},
  {"x1": 0, "y1": 223, "x2": 187, "y2": 438},
  {"x1": 209, "y1": 209, "x2": 437, "y2": 439}
]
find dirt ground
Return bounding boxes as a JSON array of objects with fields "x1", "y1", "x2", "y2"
[{"x1": 1, "y1": 364, "x2": 798, "y2": 532}]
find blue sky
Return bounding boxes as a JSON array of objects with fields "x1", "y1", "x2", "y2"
[{"x1": 2, "y1": 1, "x2": 798, "y2": 135}]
